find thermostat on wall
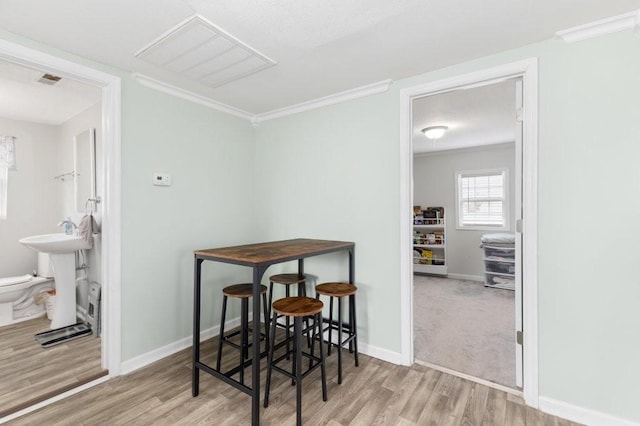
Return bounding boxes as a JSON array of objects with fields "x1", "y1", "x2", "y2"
[{"x1": 153, "y1": 173, "x2": 172, "y2": 186}]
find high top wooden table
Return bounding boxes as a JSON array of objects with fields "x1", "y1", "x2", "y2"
[{"x1": 192, "y1": 238, "x2": 355, "y2": 426}]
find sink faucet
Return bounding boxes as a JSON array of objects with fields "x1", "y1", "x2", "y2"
[{"x1": 57, "y1": 218, "x2": 77, "y2": 235}]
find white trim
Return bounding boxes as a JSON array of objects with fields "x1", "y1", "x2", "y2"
[
  {"x1": 0, "y1": 39, "x2": 122, "y2": 375},
  {"x1": 252, "y1": 79, "x2": 393, "y2": 124},
  {"x1": 539, "y1": 396, "x2": 640, "y2": 426},
  {"x1": 414, "y1": 359, "x2": 521, "y2": 396},
  {"x1": 357, "y1": 341, "x2": 404, "y2": 365},
  {"x1": 131, "y1": 73, "x2": 254, "y2": 121},
  {"x1": 399, "y1": 58, "x2": 539, "y2": 407},
  {"x1": 445, "y1": 273, "x2": 484, "y2": 282},
  {"x1": 131, "y1": 73, "x2": 392, "y2": 125},
  {"x1": 101, "y1": 72, "x2": 122, "y2": 375},
  {"x1": 0, "y1": 375, "x2": 111, "y2": 424},
  {"x1": 121, "y1": 317, "x2": 241, "y2": 374},
  {"x1": 556, "y1": 9, "x2": 640, "y2": 43},
  {"x1": 121, "y1": 313, "x2": 403, "y2": 374}
]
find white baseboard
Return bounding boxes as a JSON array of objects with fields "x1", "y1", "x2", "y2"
[
  {"x1": 446, "y1": 273, "x2": 484, "y2": 282},
  {"x1": 539, "y1": 396, "x2": 640, "y2": 426},
  {"x1": 121, "y1": 315, "x2": 403, "y2": 375},
  {"x1": 358, "y1": 341, "x2": 404, "y2": 365},
  {"x1": 120, "y1": 316, "x2": 242, "y2": 375}
]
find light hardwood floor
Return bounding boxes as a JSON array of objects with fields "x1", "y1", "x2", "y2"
[
  {"x1": 6, "y1": 334, "x2": 580, "y2": 425},
  {"x1": 0, "y1": 317, "x2": 105, "y2": 418}
]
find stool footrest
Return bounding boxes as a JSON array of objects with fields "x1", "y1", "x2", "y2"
[{"x1": 271, "y1": 353, "x2": 324, "y2": 382}]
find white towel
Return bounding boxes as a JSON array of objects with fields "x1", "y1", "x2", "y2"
[{"x1": 78, "y1": 214, "x2": 99, "y2": 246}]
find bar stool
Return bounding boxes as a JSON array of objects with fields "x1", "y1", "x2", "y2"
[
  {"x1": 267, "y1": 273, "x2": 309, "y2": 356},
  {"x1": 264, "y1": 296, "x2": 327, "y2": 426},
  {"x1": 314, "y1": 282, "x2": 359, "y2": 384},
  {"x1": 216, "y1": 283, "x2": 269, "y2": 385}
]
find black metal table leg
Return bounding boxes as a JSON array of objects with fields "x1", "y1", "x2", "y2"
[
  {"x1": 295, "y1": 316, "x2": 303, "y2": 426},
  {"x1": 192, "y1": 258, "x2": 203, "y2": 397},
  {"x1": 337, "y1": 296, "x2": 343, "y2": 384},
  {"x1": 251, "y1": 266, "x2": 266, "y2": 426}
]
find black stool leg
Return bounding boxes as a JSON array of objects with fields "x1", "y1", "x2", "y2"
[
  {"x1": 216, "y1": 295, "x2": 228, "y2": 371},
  {"x1": 299, "y1": 282, "x2": 311, "y2": 347},
  {"x1": 240, "y1": 298, "x2": 248, "y2": 384},
  {"x1": 264, "y1": 311, "x2": 278, "y2": 408},
  {"x1": 327, "y1": 296, "x2": 334, "y2": 356},
  {"x1": 317, "y1": 312, "x2": 327, "y2": 401},
  {"x1": 337, "y1": 296, "x2": 343, "y2": 384},
  {"x1": 285, "y1": 286, "x2": 291, "y2": 360},
  {"x1": 351, "y1": 294, "x2": 359, "y2": 367},
  {"x1": 262, "y1": 292, "x2": 269, "y2": 349},
  {"x1": 267, "y1": 282, "x2": 274, "y2": 327},
  {"x1": 294, "y1": 316, "x2": 303, "y2": 426}
]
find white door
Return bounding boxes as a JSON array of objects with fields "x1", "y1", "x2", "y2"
[{"x1": 514, "y1": 77, "x2": 524, "y2": 388}]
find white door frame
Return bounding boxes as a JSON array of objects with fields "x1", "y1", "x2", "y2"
[
  {"x1": 399, "y1": 58, "x2": 539, "y2": 407},
  {"x1": 0, "y1": 39, "x2": 122, "y2": 375}
]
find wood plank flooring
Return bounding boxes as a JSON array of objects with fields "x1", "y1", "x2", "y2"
[
  {"x1": 6, "y1": 333, "x2": 581, "y2": 425},
  {"x1": 0, "y1": 317, "x2": 105, "y2": 418}
]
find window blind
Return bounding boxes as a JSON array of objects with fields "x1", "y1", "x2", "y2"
[{"x1": 457, "y1": 170, "x2": 506, "y2": 227}]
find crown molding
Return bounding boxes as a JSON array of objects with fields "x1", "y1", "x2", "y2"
[
  {"x1": 131, "y1": 73, "x2": 254, "y2": 121},
  {"x1": 132, "y1": 73, "x2": 392, "y2": 124},
  {"x1": 556, "y1": 9, "x2": 640, "y2": 43},
  {"x1": 252, "y1": 79, "x2": 393, "y2": 125}
]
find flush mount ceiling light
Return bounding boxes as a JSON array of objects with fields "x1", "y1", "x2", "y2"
[{"x1": 421, "y1": 125, "x2": 448, "y2": 140}]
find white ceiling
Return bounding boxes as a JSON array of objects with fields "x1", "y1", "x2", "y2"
[
  {"x1": 412, "y1": 79, "x2": 516, "y2": 154},
  {"x1": 0, "y1": 59, "x2": 101, "y2": 125},
  {"x1": 0, "y1": 1, "x2": 638, "y2": 115}
]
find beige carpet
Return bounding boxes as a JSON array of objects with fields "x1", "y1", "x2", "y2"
[{"x1": 413, "y1": 275, "x2": 516, "y2": 388}]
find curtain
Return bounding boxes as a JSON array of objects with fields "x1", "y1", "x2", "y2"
[{"x1": 0, "y1": 136, "x2": 16, "y2": 169}]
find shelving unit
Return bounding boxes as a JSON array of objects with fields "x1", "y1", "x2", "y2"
[
  {"x1": 482, "y1": 243, "x2": 515, "y2": 291},
  {"x1": 413, "y1": 207, "x2": 447, "y2": 275}
]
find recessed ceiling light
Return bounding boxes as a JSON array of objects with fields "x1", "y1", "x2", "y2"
[{"x1": 421, "y1": 126, "x2": 448, "y2": 140}]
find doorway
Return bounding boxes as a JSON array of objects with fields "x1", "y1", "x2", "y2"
[
  {"x1": 399, "y1": 59, "x2": 539, "y2": 406},
  {"x1": 0, "y1": 39, "x2": 121, "y2": 420},
  {"x1": 411, "y1": 78, "x2": 519, "y2": 389}
]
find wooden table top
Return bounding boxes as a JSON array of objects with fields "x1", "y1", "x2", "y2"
[{"x1": 194, "y1": 238, "x2": 354, "y2": 265}]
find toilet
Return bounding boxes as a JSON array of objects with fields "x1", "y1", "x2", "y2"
[{"x1": 0, "y1": 253, "x2": 55, "y2": 327}]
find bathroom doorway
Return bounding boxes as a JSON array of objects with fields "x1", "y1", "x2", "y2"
[{"x1": 0, "y1": 39, "x2": 121, "y2": 420}]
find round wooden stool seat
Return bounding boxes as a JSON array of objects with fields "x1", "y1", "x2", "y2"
[
  {"x1": 315, "y1": 282, "x2": 357, "y2": 297},
  {"x1": 269, "y1": 273, "x2": 307, "y2": 285},
  {"x1": 222, "y1": 283, "x2": 267, "y2": 298},
  {"x1": 272, "y1": 297, "x2": 323, "y2": 317}
]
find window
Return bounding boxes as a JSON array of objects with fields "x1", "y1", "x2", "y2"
[
  {"x1": 0, "y1": 136, "x2": 16, "y2": 219},
  {"x1": 0, "y1": 166, "x2": 6, "y2": 219},
  {"x1": 455, "y1": 168, "x2": 508, "y2": 230}
]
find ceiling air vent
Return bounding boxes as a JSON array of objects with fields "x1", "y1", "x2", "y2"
[
  {"x1": 37, "y1": 74, "x2": 62, "y2": 85},
  {"x1": 135, "y1": 15, "x2": 276, "y2": 89}
]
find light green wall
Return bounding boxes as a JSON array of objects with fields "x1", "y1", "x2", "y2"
[
  {"x1": 120, "y1": 81, "x2": 256, "y2": 359},
  {"x1": 254, "y1": 96, "x2": 400, "y2": 347},
  {"x1": 254, "y1": 32, "x2": 640, "y2": 422}
]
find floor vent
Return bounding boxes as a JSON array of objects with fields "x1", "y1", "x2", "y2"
[{"x1": 135, "y1": 14, "x2": 276, "y2": 89}]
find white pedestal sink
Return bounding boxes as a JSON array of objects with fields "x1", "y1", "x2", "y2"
[{"x1": 19, "y1": 233, "x2": 92, "y2": 329}]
